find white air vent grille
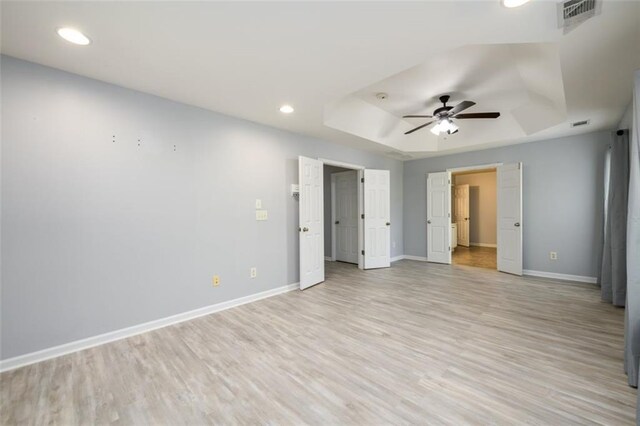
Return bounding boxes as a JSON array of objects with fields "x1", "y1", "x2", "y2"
[
  {"x1": 571, "y1": 119, "x2": 590, "y2": 128},
  {"x1": 558, "y1": 0, "x2": 601, "y2": 34},
  {"x1": 386, "y1": 151, "x2": 413, "y2": 161}
]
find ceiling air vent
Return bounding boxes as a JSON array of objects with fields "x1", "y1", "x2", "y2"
[
  {"x1": 386, "y1": 151, "x2": 413, "y2": 161},
  {"x1": 558, "y1": 0, "x2": 601, "y2": 34},
  {"x1": 570, "y1": 119, "x2": 590, "y2": 128}
]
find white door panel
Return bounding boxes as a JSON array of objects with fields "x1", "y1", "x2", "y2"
[
  {"x1": 364, "y1": 169, "x2": 390, "y2": 269},
  {"x1": 334, "y1": 171, "x2": 358, "y2": 264},
  {"x1": 299, "y1": 156, "x2": 324, "y2": 289},
  {"x1": 427, "y1": 172, "x2": 451, "y2": 264},
  {"x1": 497, "y1": 163, "x2": 522, "y2": 276},
  {"x1": 454, "y1": 184, "x2": 470, "y2": 247}
]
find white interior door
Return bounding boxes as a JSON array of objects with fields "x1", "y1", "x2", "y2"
[
  {"x1": 427, "y1": 172, "x2": 452, "y2": 264},
  {"x1": 454, "y1": 184, "x2": 470, "y2": 247},
  {"x1": 497, "y1": 163, "x2": 523, "y2": 276},
  {"x1": 334, "y1": 171, "x2": 358, "y2": 264},
  {"x1": 363, "y1": 169, "x2": 390, "y2": 269},
  {"x1": 299, "y1": 156, "x2": 324, "y2": 289}
]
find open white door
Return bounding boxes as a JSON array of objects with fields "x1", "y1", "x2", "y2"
[
  {"x1": 334, "y1": 171, "x2": 358, "y2": 264},
  {"x1": 299, "y1": 156, "x2": 324, "y2": 289},
  {"x1": 363, "y1": 169, "x2": 390, "y2": 269},
  {"x1": 497, "y1": 163, "x2": 523, "y2": 276},
  {"x1": 454, "y1": 184, "x2": 470, "y2": 247},
  {"x1": 427, "y1": 172, "x2": 451, "y2": 264}
]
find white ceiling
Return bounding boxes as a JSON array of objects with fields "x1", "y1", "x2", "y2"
[
  {"x1": 2, "y1": 1, "x2": 639, "y2": 159},
  {"x1": 327, "y1": 42, "x2": 568, "y2": 153}
]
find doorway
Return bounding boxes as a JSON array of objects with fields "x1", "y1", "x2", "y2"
[
  {"x1": 325, "y1": 165, "x2": 358, "y2": 265},
  {"x1": 426, "y1": 162, "x2": 522, "y2": 276},
  {"x1": 451, "y1": 168, "x2": 497, "y2": 270},
  {"x1": 298, "y1": 156, "x2": 392, "y2": 290}
]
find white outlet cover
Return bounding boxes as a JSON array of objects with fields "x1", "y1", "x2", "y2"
[{"x1": 256, "y1": 210, "x2": 268, "y2": 221}]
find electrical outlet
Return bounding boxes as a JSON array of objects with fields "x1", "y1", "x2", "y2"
[
  {"x1": 250, "y1": 267, "x2": 257, "y2": 278},
  {"x1": 213, "y1": 275, "x2": 220, "y2": 286},
  {"x1": 256, "y1": 210, "x2": 268, "y2": 221},
  {"x1": 550, "y1": 252, "x2": 558, "y2": 260}
]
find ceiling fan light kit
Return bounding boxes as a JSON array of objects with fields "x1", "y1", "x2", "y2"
[{"x1": 403, "y1": 95, "x2": 500, "y2": 136}]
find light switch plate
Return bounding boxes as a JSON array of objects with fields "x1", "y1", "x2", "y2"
[
  {"x1": 255, "y1": 199, "x2": 262, "y2": 209},
  {"x1": 256, "y1": 210, "x2": 268, "y2": 221}
]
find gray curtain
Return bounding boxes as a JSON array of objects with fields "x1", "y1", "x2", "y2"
[
  {"x1": 625, "y1": 69, "x2": 640, "y2": 391},
  {"x1": 600, "y1": 130, "x2": 629, "y2": 307}
]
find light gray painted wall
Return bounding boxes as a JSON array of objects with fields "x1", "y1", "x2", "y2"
[
  {"x1": 404, "y1": 131, "x2": 610, "y2": 277},
  {"x1": 0, "y1": 56, "x2": 404, "y2": 359},
  {"x1": 453, "y1": 171, "x2": 497, "y2": 246}
]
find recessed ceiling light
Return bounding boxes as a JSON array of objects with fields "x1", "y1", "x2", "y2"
[
  {"x1": 57, "y1": 27, "x2": 91, "y2": 45},
  {"x1": 502, "y1": 0, "x2": 531, "y2": 8},
  {"x1": 279, "y1": 105, "x2": 294, "y2": 114}
]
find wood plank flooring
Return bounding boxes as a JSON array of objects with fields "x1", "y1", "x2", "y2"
[
  {"x1": 452, "y1": 246, "x2": 497, "y2": 269},
  {"x1": 1, "y1": 260, "x2": 636, "y2": 425}
]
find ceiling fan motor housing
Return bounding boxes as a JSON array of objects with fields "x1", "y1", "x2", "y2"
[{"x1": 434, "y1": 95, "x2": 453, "y2": 116}]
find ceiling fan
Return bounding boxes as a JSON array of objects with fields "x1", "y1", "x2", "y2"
[{"x1": 403, "y1": 95, "x2": 500, "y2": 135}]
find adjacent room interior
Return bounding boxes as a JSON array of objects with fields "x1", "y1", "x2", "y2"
[
  {"x1": 451, "y1": 167, "x2": 498, "y2": 269},
  {"x1": 1, "y1": 1, "x2": 639, "y2": 424},
  {"x1": 324, "y1": 164, "x2": 360, "y2": 266}
]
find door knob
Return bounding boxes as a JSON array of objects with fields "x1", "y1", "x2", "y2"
[
  {"x1": 335, "y1": 221, "x2": 340, "y2": 225},
  {"x1": 303, "y1": 227, "x2": 309, "y2": 232},
  {"x1": 514, "y1": 222, "x2": 520, "y2": 227},
  {"x1": 386, "y1": 222, "x2": 391, "y2": 226},
  {"x1": 427, "y1": 220, "x2": 431, "y2": 224}
]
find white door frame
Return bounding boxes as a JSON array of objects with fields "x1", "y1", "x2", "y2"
[
  {"x1": 442, "y1": 162, "x2": 504, "y2": 269},
  {"x1": 320, "y1": 158, "x2": 365, "y2": 270},
  {"x1": 446, "y1": 163, "x2": 503, "y2": 174}
]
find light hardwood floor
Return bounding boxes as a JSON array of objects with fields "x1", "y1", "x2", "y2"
[
  {"x1": 452, "y1": 245, "x2": 497, "y2": 270},
  {"x1": 1, "y1": 260, "x2": 636, "y2": 424}
]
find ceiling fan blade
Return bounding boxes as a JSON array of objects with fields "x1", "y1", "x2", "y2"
[
  {"x1": 404, "y1": 120, "x2": 435, "y2": 135},
  {"x1": 403, "y1": 115, "x2": 433, "y2": 118},
  {"x1": 455, "y1": 112, "x2": 501, "y2": 119},
  {"x1": 447, "y1": 100, "x2": 476, "y2": 117}
]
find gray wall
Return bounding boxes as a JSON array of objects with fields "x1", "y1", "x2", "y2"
[
  {"x1": 404, "y1": 131, "x2": 610, "y2": 277},
  {"x1": 0, "y1": 56, "x2": 404, "y2": 359}
]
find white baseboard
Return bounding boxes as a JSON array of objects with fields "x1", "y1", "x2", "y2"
[
  {"x1": 470, "y1": 242, "x2": 497, "y2": 248},
  {"x1": 324, "y1": 256, "x2": 332, "y2": 261},
  {"x1": 391, "y1": 255, "x2": 405, "y2": 262},
  {"x1": 401, "y1": 255, "x2": 428, "y2": 262},
  {"x1": 523, "y1": 269, "x2": 597, "y2": 284},
  {"x1": 0, "y1": 282, "x2": 299, "y2": 373}
]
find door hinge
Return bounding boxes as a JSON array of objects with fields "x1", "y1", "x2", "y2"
[
  {"x1": 361, "y1": 213, "x2": 365, "y2": 219},
  {"x1": 449, "y1": 246, "x2": 451, "y2": 251},
  {"x1": 361, "y1": 177, "x2": 364, "y2": 183},
  {"x1": 361, "y1": 250, "x2": 365, "y2": 255},
  {"x1": 448, "y1": 179, "x2": 451, "y2": 184},
  {"x1": 448, "y1": 213, "x2": 451, "y2": 218}
]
